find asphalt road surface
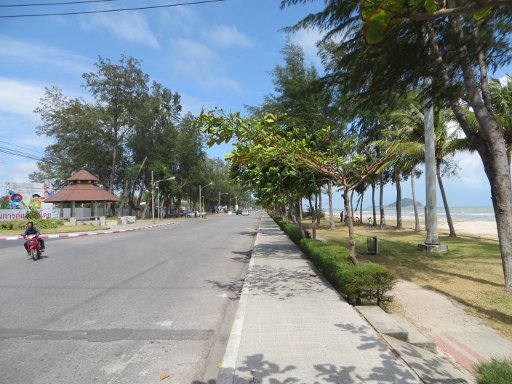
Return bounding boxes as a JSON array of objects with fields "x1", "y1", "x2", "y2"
[{"x1": 0, "y1": 213, "x2": 261, "y2": 384}]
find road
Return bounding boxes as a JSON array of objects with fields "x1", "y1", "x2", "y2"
[{"x1": 0, "y1": 213, "x2": 261, "y2": 384}]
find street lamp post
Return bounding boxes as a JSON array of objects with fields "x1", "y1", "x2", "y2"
[
  {"x1": 198, "y1": 182, "x2": 213, "y2": 214},
  {"x1": 152, "y1": 174, "x2": 175, "y2": 223}
]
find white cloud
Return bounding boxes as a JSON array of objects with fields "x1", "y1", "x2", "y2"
[
  {"x1": 81, "y1": 12, "x2": 159, "y2": 48},
  {"x1": 158, "y1": 6, "x2": 198, "y2": 32},
  {"x1": 179, "y1": 94, "x2": 215, "y2": 115},
  {"x1": 0, "y1": 35, "x2": 91, "y2": 75},
  {"x1": 5, "y1": 162, "x2": 39, "y2": 183},
  {"x1": 206, "y1": 25, "x2": 252, "y2": 48},
  {"x1": 289, "y1": 28, "x2": 324, "y2": 69},
  {"x1": 454, "y1": 151, "x2": 487, "y2": 189},
  {"x1": 170, "y1": 39, "x2": 241, "y2": 92},
  {"x1": 0, "y1": 78, "x2": 44, "y2": 117}
]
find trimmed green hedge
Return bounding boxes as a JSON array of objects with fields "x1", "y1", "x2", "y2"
[
  {"x1": 282, "y1": 223, "x2": 303, "y2": 245},
  {"x1": 476, "y1": 359, "x2": 512, "y2": 384},
  {"x1": 0, "y1": 218, "x2": 65, "y2": 231},
  {"x1": 273, "y1": 217, "x2": 396, "y2": 306}
]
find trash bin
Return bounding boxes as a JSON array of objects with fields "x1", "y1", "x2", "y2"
[{"x1": 367, "y1": 236, "x2": 379, "y2": 254}]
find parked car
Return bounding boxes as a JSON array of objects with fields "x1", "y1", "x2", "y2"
[
  {"x1": 235, "y1": 209, "x2": 243, "y2": 215},
  {"x1": 186, "y1": 210, "x2": 199, "y2": 218}
]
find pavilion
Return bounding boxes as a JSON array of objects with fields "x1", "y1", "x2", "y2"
[{"x1": 45, "y1": 169, "x2": 119, "y2": 219}]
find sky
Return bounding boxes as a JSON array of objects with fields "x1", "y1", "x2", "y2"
[{"x1": 0, "y1": 0, "x2": 509, "y2": 208}]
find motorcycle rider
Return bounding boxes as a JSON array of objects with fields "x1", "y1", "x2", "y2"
[{"x1": 22, "y1": 221, "x2": 45, "y2": 255}]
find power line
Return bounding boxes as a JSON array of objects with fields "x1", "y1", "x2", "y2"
[
  {"x1": 0, "y1": 0, "x2": 121, "y2": 8},
  {"x1": 0, "y1": 140, "x2": 46, "y2": 156},
  {"x1": 0, "y1": 147, "x2": 42, "y2": 162},
  {"x1": 0, "y1": 0, "x2": 225, "y2": 18}
]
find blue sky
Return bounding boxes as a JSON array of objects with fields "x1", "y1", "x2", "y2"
[{"x1": 0, "y1": 0, "x2": 508, "y2": 208}]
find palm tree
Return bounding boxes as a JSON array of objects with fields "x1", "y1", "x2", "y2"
[
  {"x1": 389, "y1": 94, "x2": 469, "y2": 237},
  {"x1": 489, "y1": 76, "x2": 512, "y2": 166}
]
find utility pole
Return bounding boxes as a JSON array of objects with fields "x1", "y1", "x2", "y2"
[
  {"x1": 199, "y1": 184, "x2": 202, "y2": 214},
  {"x1": 151, "y1": 171, "x2": 155, "y2": 224}
]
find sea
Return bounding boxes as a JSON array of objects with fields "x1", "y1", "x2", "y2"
[{"x1": 332, "y1": 206, "x2": 496, "y2": 223}]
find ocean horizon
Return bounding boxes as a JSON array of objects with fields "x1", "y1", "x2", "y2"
[{"x1": 327, "y1": 206, "x2": 496, "y2": 222}]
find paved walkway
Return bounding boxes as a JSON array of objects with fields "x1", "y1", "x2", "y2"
[
  {"x1": 219, "y1": 215, "x2": 421, "y2": 383},
  {"x1": 393, "y1": 280, "x2": 512, "y2": 374},
  {"x1": 0, "y1": 220, "x2": 177, "y2": 241}
]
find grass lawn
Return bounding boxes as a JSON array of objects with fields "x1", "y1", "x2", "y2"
[{"x1": 312, "y1": 219, "x2": 512, "y2": 339}]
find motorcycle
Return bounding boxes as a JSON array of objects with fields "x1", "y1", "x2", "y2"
[{"x1": 25, "y1": 234, "x2": 42, "y2": 261}]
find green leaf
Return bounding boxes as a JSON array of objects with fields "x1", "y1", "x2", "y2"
[
  {"x1": 364, "y1": 11, "x2": 388, "y2": 45},
  {"x1": 424, "y1": 0, "x2": 438, "y2": 13},
  {"x1": 473, "y1": 6, "x2": 493, "y2": 20}
]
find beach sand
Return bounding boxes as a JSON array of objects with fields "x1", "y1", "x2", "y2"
[
  {"x1": 438, "y1": 220, "x2": 498, "y2": 240},
  {"x1": 384, "y1": 215, "x2": 499, "y2": 240},
  {"x1": 374, "y1": 216, "x2": 498, "y2": 240}
]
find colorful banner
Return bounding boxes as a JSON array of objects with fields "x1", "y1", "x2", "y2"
[{"x1": 0, "y1": 182, "x2": 59, "y2": 221}]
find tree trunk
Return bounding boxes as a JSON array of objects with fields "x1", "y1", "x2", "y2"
[
  {"x1": 359, "y1": 190, "x2": 364, "y2": 226},
  {"x1": 318, "y1": 188, "x2": 322, "y2": 225},
  {"x1": 371, "y1": 182, "x2": 377, "y2": 226},
  {"x1": 343, "y1": 188, "x2": 358, "y2": 264},
  {"x1": 395, "y1": 169, "x2": 402, "y2": 230},
  {"x1": 379, "y1": 172, "x2": 385, "y2": 227},
  {"x1": 118, "y1": 179, "x2": 129, "y2": 214},
  {"x1": 428, "y1": 22, "x2": 512, "y2": 290},
  {"x1": 308, "y1": 196, "x2": 317, "y2": 240},
  {"x1": 328, "y1": 180, "x2": 336, "y2": 230},
  {"x1": 411, "y1": 167, "x2": 420, "y2": 232},
  {"x1": 350, "y1": 189, "x2": 355, "y2": 218},
  {"x1": 291, "y1": 199, "x2": 306, "y2": 239},
  {"x1": 436, "y1": 159, "x2": 456, "y2": 237}
]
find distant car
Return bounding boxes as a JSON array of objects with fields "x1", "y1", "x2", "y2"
[
  {"x1": 235, "y1": 209, "x2": 243, "y2": 215},
  {"x1": 186, "y1": 210, "x2": 199, "y2": 218},
  {"x1": 242, "y1": 209, "x2": 249, "y2": 216}
]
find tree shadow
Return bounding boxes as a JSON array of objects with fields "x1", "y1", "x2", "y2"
[
  {"x1": 334, "y1": 323, "x2": 389, "y2": 352},
  {"x1": 381, "y1": 339, "x2": 471, "y2": 383},
  {"x1": 217, "y1": 354, "x2": 298, "y2": 384},
  {"x1": 206, "y1": 279, "x2": 244, "y2": 300},
  {"x1": 245, "y1": 264, "x2": 327, "y2": 300},
  {"x1": 232, "y1": 250, "x2": 252, "y2": 263},
  {"x1": 313, "y1": 353, "x2": 419, "y2": 383}
]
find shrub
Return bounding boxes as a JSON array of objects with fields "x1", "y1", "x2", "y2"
[
  {"x1": 25, "y1": 208, "x2": 41, "y2": 220},
  {"x1": 340, "y1": 262, "x2": 396, "y2": 305},
  {"x1": 282, "y1": 223, "x2": 303, "y2": 245},
  {"x1": 299, "y1": 238, "x2": 395, "y2": 306},
  {"x1": 476, "y1": 359, "x2": 512, "y2": 384},
  {"x1": 0, "y1": 218, "x2": 64, "y2": 231}
]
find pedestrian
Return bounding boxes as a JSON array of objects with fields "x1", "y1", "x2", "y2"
[{"x1": 340, "y1": 211, "x2": 344, "y2": 223}]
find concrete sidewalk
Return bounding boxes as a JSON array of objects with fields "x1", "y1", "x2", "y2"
[
  {"x1": 0, "y1": 220, "x2": 177, "y2": 241},
  {"x1": 218, "y1": 215, "x2": 422, "y2": 383}
]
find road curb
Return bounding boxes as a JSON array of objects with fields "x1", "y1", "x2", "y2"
[
  {"x1": 0, "y1": 222, "x2": 177, "y2": 241},
  {"x1": 217, "y1": 217, "x2": 263, "y2": 383}
]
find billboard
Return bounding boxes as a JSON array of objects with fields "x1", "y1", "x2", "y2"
[{"x1": 0, "y1": 182, "x2": 59, "y2": 221}]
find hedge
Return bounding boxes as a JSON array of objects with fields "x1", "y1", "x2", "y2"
[
  {"x1": 273, "y1": 217, "x2": 396, "y2": 306},
  {"x1": 0, "y1": 218, "x2": 65, "y2": 231}
]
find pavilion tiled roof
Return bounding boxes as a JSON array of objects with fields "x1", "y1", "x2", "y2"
[
  {"x1": 44, "y1": 170, "x2": 118, "y2": 203},
  {"x1": 66, "y1": 169, "x2": 99, "y2": 182}
]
